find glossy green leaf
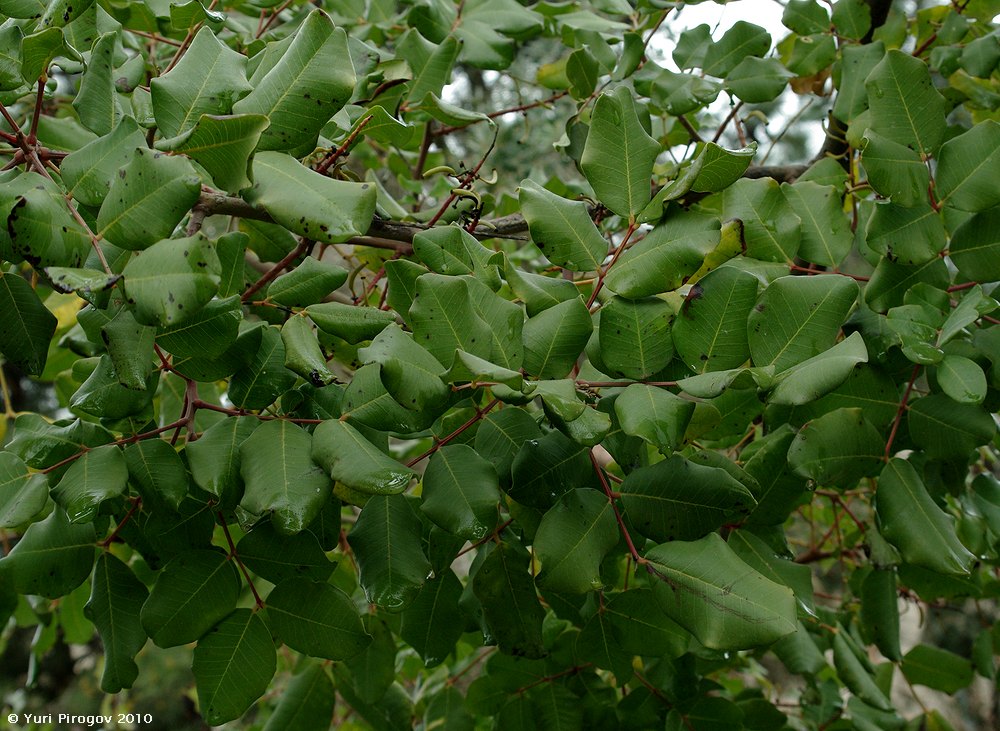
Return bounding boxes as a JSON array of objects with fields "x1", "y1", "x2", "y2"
[
  {"x1": 193, "y1": 609, "x2": 276, "y2": 725},
  {"x1": 620, "y1": 455, "x2": 756, "y2": 542},
  {"x1": 474, "y1": 408, "x2": 544, "y2": 482},
  {"x1": 97, "y1": 148, "x2": 202, "y2": 250},
  {"x1": 185, "y1": 416, "x2": 259, "y2": 505},
  {"x1": 398, "y1": 31, "x2": 460, "y2": 104},
  {"x1": 244, "y1": 152, "x2": 376, "y2": 244},
  {"x1": 0, "y1": 272, "x2": 57, "y2": 376},
  {"x1": 262, "y1": 662, "x2": 334, "y2": 731},
  {"x1": 85, "y1": 553, "x2": 148, "y2": 693},
  {"x1": 832, "y1": 630, "x2": 891, "y2": 711},
  {"x1": 508, "y1": 427, "x2": 591, "y2": 510},
  {"x1": 875, "y1": 458, "x2": 974, "y2": 575},
  {"x1": 358, "y1": 324, "x2": 450, "y2": 411},
  {"x1": 409, "y1": 273, "x2": 491, "y2": 366},
  {"x1": 341, "y1": 612, "x2": 395, "y2": 704},
  {"x1": 122, "y1": 234, "x2": 220, "y2": 326},
  {"x1": 123, "y1": 438, "x2": 187, "y2": 511},
  {"x1": 0, "y1": 451, "x2": 47, "y2": 528},
  {"x1": 860, "y1": 129, "x2": 929, "y2": 208},
  {"x1": 646, "y1": 533, "x2": 796, "y2": 650},
  {"x1": 673, "y1": 266, "x2": 757, "y2": 373},
  {"x1": 935, "y1": 120, "x2": 1000, "y2": 212},
  {"x1": 534, "y1": 488, "x2": 617, "y2": 594},
  {"x1": 518, "y1": 179, "x2": 606, "y2": 272},
  {"x1": 239, "y1": 420, "x2": 330, "y2": 535},
  {"x1": 703, "y1": 21, "x2": 771, "y2": 77},
  {"x1": 421, "y1": 444, "x2": 501, "y2": 540},
  {"x1": 729, "y1": 529, "x2": 815, "y2": 615},
  {"x1": 865, "y1": 50, "x2": 946, "y2": 156},
  {"x1": 722, "y1": 178, "x2": 801, "y2": 262},
  {"x1": 726, "y1": 57, "x2": 793, "y2": 103},
  {"x1": 306, "y1": 302, "x2": 396, "y2": 344},
  {"x1": 767, "y1": 331, "x2": 869, "y2": 405},
  {"x1": 907, "y1": 394, "x2": 996, "y2": 459},
  {"x1": 150, "y1": 26, "x2": 252, "y2": 139},
  {"x1": 71, "y1": 32, "x2": 121, "y2": 136},
  {"x1": 614, "y1": 384, "x2": 695, "y2": 453},
  {"x1": 605, "y1": 222, "x2": 718, "y2": 298},
  {"x1": 280, "y1": 315, "x2": 335, "y2": 387},
  {"x1": 237, "y1": 522, "x2": 333, "y2": 585},
  {"x1": 400, "y1": 569, "x2": 465, "y2": 667},
  {"x1": 266, "y1": 578, "x2": 370, "y2": 660},
  {"x1": 782, "y1": 181, "x2": 853, "y2": 267},
  {"x1": 860, "y1": 568, "x2": 901, "y2": 661},
  {"x1": 268, "y1": 257, "x2": 347, "y2": 307},
  {"x1": 598, "y1": 296, "x2": 673, "y2": 380},
  {"x1": 348, "y1": 494, "x2": 430, "y2": 610},
  {"x1": 51, "y1": 444, "x2": 128, "y2": 524},
  {"x1": 101, "y1": 308, "x2": 155, "y2": 390},
  {"x1": 156, "y1": 114, "x2": 269, "y2": 193},
  {"x1": 949, "y1": 208, "x2": 1000, "y2": 282},
  {"x1": 156, "y1": 295, "x2": 242, "y2": 359},
  {"x1": 936, "y1": 354, "x2": 987, "y2": 405},
  {"x1": 232, "y1": 9, "x2": 354, "y2": 153},
  {"x1": 902, "y1": 644, "x2": 974, "y2": 693},
  {"x1": 522, "y1": 296, "x2": 592, "y2": 379},
  {"x1": 0, "y1": 508, "x2": 96, "y2": 598},
  {"x1": 473, "y1": 542, "x2": 546, "y2": 658},
  {"x1": 140, "y1": 548, "x2": 241, "y2": 648},
  {"x1": 312, "y1": 419, "x2": 415, "y2": 495},
  {"x1": 788, "y1": 407, "x2": 885, "y2": 487},
  {"x1": 581, "y1": 86, "x2": 660, "y2": 219},
  {"x1": 783, "y1": 0, "x2": 830, "y2": 35},
  {"x1": 227, "y1": 325, "x2": 297, "y2": 410},
  {"x1": 866, "y1": 202, "x2": 945, "y2": 265},
  {"x1": 748, "y1": 274, "x2": 859, "y2": 371}
]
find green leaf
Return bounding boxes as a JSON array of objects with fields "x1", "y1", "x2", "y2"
[
  {"x1": 102, "y1": 308, "x2": 155, "y2": 390},
  {"x1": 782, "y1": 181, "x2": 853, "y2": 267},
  {"x1": 262, "y1": 662, "x2": 334, "y2": 731},
  {"x1": 421, "y1": 444, "x2": 501, "y2": 541},
  {"x1": 268, "y1": 257, "x2": 347, "y2": 307},
  {"x1": 444, "y1": 350, "x2": 523, "y2": 391},
  {"x1": 244, "y1": 152, "x2": 376, "y2": 244},
  {"x1": 508, "y1": 429, "x2": 591, "y2": 509},
  {"x1": 122, "y1": 234, "x2": 220, "y2": 326},
  {"x1": 306, "y1": 302, "x2": 396, "y2": 344},
  {"x1": 140, "y1": 548, "x2": 241, "y2": 648},
  {"x1": 409, "y1": 273, "x2": 491, "y2": 366},
  {"x1": 832, "y1": 630, "x2": 891, "y2": 711},
  {"x1": 0, "y1": 508, "x2": 96, "y2": 598},
  {"x1": 703, "y1": 21, "x2": 771, "y2": 77},
  {"x1": 0, "y1": 272, "x2": 57, "y2": 376},
  {"x1": 673, "y1": 266, "x2": 758, "y2": 373},
  {"x1": 860, "y1": 568, "x2": 901, "y2": 661},
  {"x1": 475, "y1": 408, "x2": 543, "y2": 482},
  {"x1": 865, "y1": 50, "x2": 946, "y2": 157},
  {"x1": 646, "y1": 533, "x2": 796, "y2": 650},
  {"x1": 860, "y1": 129, "x2": 929, "y2": 208},
  {"x1": 150, "y1": 26, "x2": 251, "y2": 139},
  {"x1": 156, "y1": 114, "x2": 269, "y2": 194},
  {"x1": 581, "y1": 86, "x2": 660, "y2": 219},
  {"x1": 522, "y1": 296, "x2": 592, "y2": 379},
  {"x1": 729, "y1": 529, "x2": 815, "y2": 614},
  {"x1": 358, "y1": 324, "x2": 450, "y2": 411},
  {"x1": 908, "y1": 394, "x2": 995, "y2": 459},
  {"x1": 280, "y1": 315, "x2": 335, "y2": 387},
  {"x1": 193, "y1": 609, "x2": 276, "y2": 725},
  {"x1": 97, "y1": 148, "x2": 202, "y2": 250},
  {"x1": 832, "y1": 0, "x2": 872, "y2": 40},
  {"x1": 748, "y1": 274, "x2": 859, "y2": 371},
  {"x1": 865, "y1": 202, "x2": 946, "y2": 265},
  {"x1": 620, "y1": 454, "x2": 756, "y2": 542},
  {"x1": 123, "y1": 439, "x2": 188, "y2": 511},
  {"x1": 341, "y1": 613, "x2": 396, "y2": 704},
  {"x1": 783, "y1": 0, "x2": 830, "y2": 35},
  {"x1": 400, "y1": 569, "x2": 465, "y2": 667},
  {"x1": 72, "y1": 32, "x2": 121, "y2": 136},
  {"x1": 787, "y1": 34, "x2": 838, "y2": 77},
  {"x1": 237, "y1": 522, "x2": 333, "y2": 585},
  {"x1": 228, "y1": 325, "x2": 297, "y2": 410},
  {"x1": 935, "y1": 120, "x2": 1000, "y2": 212},
  {"x1": 5, "y1": 181, "x2": 92, "y2": 269},
  {"x1": 185, "y1": 416, "x2": 259, "y2": 505},
  {"x1": 398, "y1": 31, "x2": 460, "y2": 104},
  {"x1": 85, "y1": 553, "x2": 148, "y2": 693},
  {"x1": 726, "y1": 57, "x2": 793, "y2": 103},
  {"x1": 949, "y1": 208, "x2": 1000, "y2": 282},
  {"x1": 865, "y1": 256, "x2": 950, "y2": 312},
  {"x1": 51, "y1": 444, "x2": 128, "y2": 523},
  {"x1": 605, "y1": 589, "x2": 689, "y2": 658},
  {"x1": 766, "y1": 331, "x2": 869, "y2": 406},
  {"x1": 69, "y1": 354, "x2": 156, "y2": 420},
  {"x1": 266, "y1": 578, "x2": 370, "y2": 660},
  {"x1": 61, "y1": 117, "x2": 144, "y2": 208},
  {"x1": 312, "y1": 418, "x2": 415, "y2": 495},
  {"x1": 156, "y1": 295, "x2": 242, "y2": 359},
  {"x1": 787, "y1": 407, "x2": 885, "y2": 487},
  {"x1": 0, "y1": 452, "x2": 47, "y2": 528},
  {"x1": 348, "y1": 494, "x2": 430, "y2": 610},
  {"x1": 936, "y1": 354, "x2": 987, "y2": 405},
  {"x1": 614, "y1": 385, "x2": 695, "y2": 453},
  {"x1": 232, "y1": 9, "x2": 354, "y2": 154},
  {"x1": 875, "y1": 458, "x2": 975, "y2": 575},
  {"x1": 534, "y1": 488, "x2": 617, "y2": 594},
  {"x1": 6, "y1": 414, "x2": 112, "y2": 470},
  {"x1": 598, "y1": 296, "x2": 673, "y2": 380},
  {"x1": 239, "y1": 420, "x2": 330, "y2": 535},
  {"x1": 901, "y1": 644, "x2": 974, "y2": 693},
  {"x1": 605, "y1": 222, "x2": 719, "y2": 299},
  {"x1": 721, "y1": 178, "x2": 801, "y2": 262},
  {"x1": 518, "y1": 179, "x2": 606, "y2": 272},
  {"x1": 473, "y1": 542, "x2": 547, "y2": 658},
  {"x1": 834, "y1": 41, "x2": 885, "y2": 124}
]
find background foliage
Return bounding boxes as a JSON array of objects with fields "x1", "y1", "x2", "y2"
[{"x1": 1, "y1": 0, "x2": 1000, "y2": 728}]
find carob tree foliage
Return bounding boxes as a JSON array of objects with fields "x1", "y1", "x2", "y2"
[{"x1": 1, "y1": 0, "x2": 1000, "y2": 728}]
